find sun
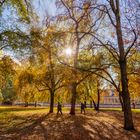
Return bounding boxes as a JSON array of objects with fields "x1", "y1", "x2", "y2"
[{"x1": 65, "y1": 48, "x2": 72, "y2": 56}]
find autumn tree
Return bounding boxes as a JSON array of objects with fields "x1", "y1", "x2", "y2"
[
  {"x1": 127, "y1": 50, "x2": 140, "y2": 103},
  {"x1": 14, "y1": 60, "x2": 39, "y2": 106},
  {"x1": 29, "y1": 26, "x2": 67, "y2": 113},
  {"x1": 86, "y1": 0, "x2": 139, "y2": 130},
  {"x1": 56, "y1": 0, "x2": 105, "y2": 115},
  {"x1": 78, "y1": 75, "x2": 103, "y2": 111},
  {"x1": 0, "y1": 56, "x2": 16, "y2": 104}
]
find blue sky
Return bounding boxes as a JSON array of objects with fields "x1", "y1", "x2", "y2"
[
  {"x1": 1, "y1": 0, "x2": 56, "y2": 26},
  {"x1": 33, "y1": 0, "x2": 56, "y2": 23}
]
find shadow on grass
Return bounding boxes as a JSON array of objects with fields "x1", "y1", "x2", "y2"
[
  {"x1": 0, "y1": 113, "x2": 50, "y2": 140},
  {"x1": 0, "y1": 111, "x2": 140, "y2": 140}
]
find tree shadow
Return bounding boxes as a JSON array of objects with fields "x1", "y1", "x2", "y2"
[
  {"x1": 0, "y1": 112, "x2": 140, "y2": 140},
  {"x1": 55, "y1": 114, "x2": 140, "y2": 140},
  {"x1": 0, "y1": 113, "x2": 50, "y2": 140}
]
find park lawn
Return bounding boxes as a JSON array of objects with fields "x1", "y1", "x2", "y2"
[
  {"x1": 99, "y1": 108, "x2": 140, "y2": 113},
  {"x1": 0, "y1": 106, "x2": 140, "y2": 140}
]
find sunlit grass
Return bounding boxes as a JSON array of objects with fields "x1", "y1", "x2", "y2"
[
  {"x1": 99, "y1": 108, "x2": 122, "y2": 111},
  {"x1": 131, "y1": 109, "x2": 140, "y2": 113},
  {"x1": 0, "y1": 106, "x2": 139, "y2": 113},
  {"x1": 99, "y1": 108, "x2": 140, "y2": 113}
]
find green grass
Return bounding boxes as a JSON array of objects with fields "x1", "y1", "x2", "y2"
[
  {"x1": 0, "y1": 106, "x2": 139, "y2": 113},
  {"x1": 99, "y1": 108, "x2": 122, "y2": 111},
  {"x1": 99, "y1": 108, "x2": 140, "y2": 113},
  {"x1": 131, "y1": 109, "x2": 140, "y2": 113},
  {"x1": 78, "y1": 107, "x2": 140, "y2": 113}
]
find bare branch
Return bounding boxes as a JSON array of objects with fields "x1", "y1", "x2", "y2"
[
  {"x1": 89, "y1": 33, "x2": 119, "y2": 62},
  {"x1": 0, "y1": 0, "x2": 6, "y2": 7},
  {"x1": 125, "y1": 17, "x2": 138, "y2": 58},
  {"x1": 60, "y1": 0, "x2": 77, "y2": 23}
]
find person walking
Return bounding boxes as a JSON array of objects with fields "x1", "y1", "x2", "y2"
[
  {"x1": 81, "y1": 102, "x2": 85, "y2": 114},
  {"x1": 57, "y1": 102, "x2": 63, "y2": 115}
]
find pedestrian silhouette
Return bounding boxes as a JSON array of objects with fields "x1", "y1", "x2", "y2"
[
  {"x1": 57, "y1": 102, "x2": 63, "y2": 115},
  {"x1": 132, "y1": 102, "x2": 135, "y2": 109},
  {"x1": 81, "y1": 102, "x2": 85, "y2": 114}
]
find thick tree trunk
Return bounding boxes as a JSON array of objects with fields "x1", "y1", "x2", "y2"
[
  {"x1": 111, "y1": 0, "x2": 134, "y2": 130},
  {"x1": 49, "y1": 91, "x2": 54, "y2": 113},
  {"x1": 70, "y1": 83, "x2": 77, "y2": 115},
  {"x1": 119, "y1": 60, "x2": 134, "y2": 130}
]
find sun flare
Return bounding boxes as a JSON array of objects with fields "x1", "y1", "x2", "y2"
[{"x1": 65, "y1": 48, "x2": 72, "y2": 56}]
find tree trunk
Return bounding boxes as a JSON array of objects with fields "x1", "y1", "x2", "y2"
[
  {"x1": 84, "y1": 101, "x2": 87, "y2": 108},
  {"x1": 112, "y1": 0, "x2": 134, "y2": 130},
  {"x1": 92, "y1": 100, "x2": 97, "y2": 110},
  {"x1": 90, "y1": 100, "x2": 92, "y2": 108},
  {"x1": 34, "y1": 101, "x2": 37, "y2": 107},
  {"x1": 96, "y1": 88, "x2": 100, "y2": 111},
  {"x1": 90, "y1": 96, "x2": 97, "y2": 110},
  {"x1": 119, "y1": 60, "x2": 134, "y2": 130},
  {"x1": 70, "y1": 83, "x2": 77, "y2": 115},
  {"x1": 49, "y1": 91, "x2": 54, "y2": 113},
  {"x1": 84, "y1": 96, "x2": 87, "y2": 108},
  {"x1": 24, "y1": 102, "x2": 28, "y2": 107},
  {"x1": 118, "y1": 91, "x2": 124, "y2": 111}
]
